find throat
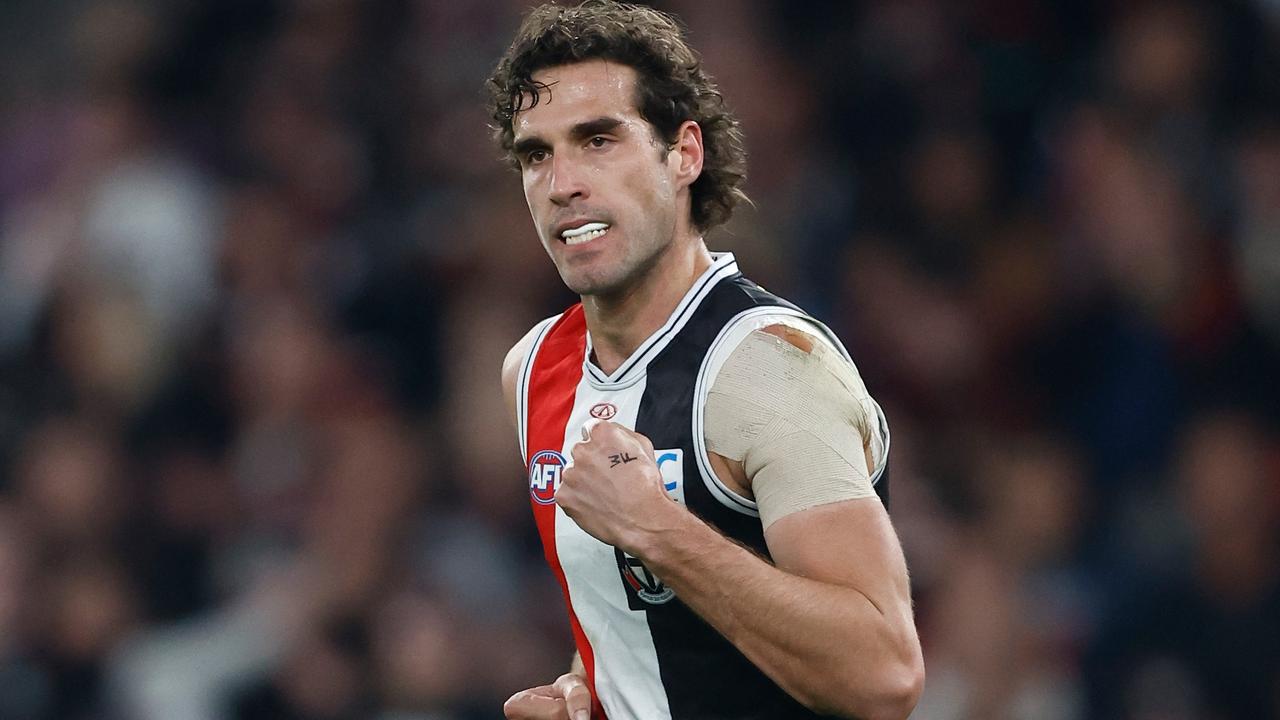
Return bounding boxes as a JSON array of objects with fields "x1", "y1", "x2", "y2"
[
  {"x1": 588, "y1": 331, "x2": 638, "y2": 376},
  {"x1": 581, "y1": 240, "x2": 713, "y2": 376}
]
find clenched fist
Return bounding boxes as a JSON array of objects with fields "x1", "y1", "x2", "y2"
[{"x1": 558, "y1": 420, "x2": 683, "y2": 554}]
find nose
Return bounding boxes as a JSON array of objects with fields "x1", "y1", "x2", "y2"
[{"x1": 548, "y1": 154, "x2": 589, "y2": 206}]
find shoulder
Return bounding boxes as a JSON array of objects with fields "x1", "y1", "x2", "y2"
[
  {"x1": 501, "y1": 314, "x2": 563, "y2": 427},
  {"x1": 710, "y1": 317, "x2": 867, "y2": 412},
  {"x1": 703, "y1": 309, "x2": 850, "y2": 384},
  {"x1": 756, "y1": 321, "x2": 820, "y2": 353},
  {"x1": 704, "y1": 313, "x2": 883, "y2": 461}
]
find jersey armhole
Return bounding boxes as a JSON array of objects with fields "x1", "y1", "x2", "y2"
[{"x1": 516, "y1": 314, "x2": 562, "y2": 464}]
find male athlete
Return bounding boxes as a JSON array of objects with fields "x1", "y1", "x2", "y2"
[{"x1": 490, "y1": 3, "x2": 924, "y2": 719}]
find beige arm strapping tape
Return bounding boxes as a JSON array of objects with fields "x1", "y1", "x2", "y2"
[{"x1": 705, "y1": 328, "x2": 879, "y2": 530}]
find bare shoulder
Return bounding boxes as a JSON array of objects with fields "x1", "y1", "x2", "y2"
[
  {"x1": 757, "y1": 322, "x2": 818, "y2": 353},
  {"x1": 501, "y1": 320, "x2": 552, "y2": 428}
]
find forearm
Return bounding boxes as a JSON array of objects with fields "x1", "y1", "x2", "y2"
[{"x1": 632, "y1": 510, "x2": 921, "y2": 720}]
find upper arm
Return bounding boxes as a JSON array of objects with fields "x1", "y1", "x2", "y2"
[
  {"x1": 501, "y1": 323, "x2": 545, "y2": 431},
  {"x1": 705, "y1": 321, "x2": 882, "y2": 526},
  {"x1": 765, "y1": 497, "x2": 913, "y2": 624},
  {"x1": 747, "y1": 323, "x2": 910, "y2": 625}
]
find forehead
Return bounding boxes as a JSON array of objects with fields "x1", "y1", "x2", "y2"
[{"x1": 513, "y1": 60, "x2": 641, "y2": 137}]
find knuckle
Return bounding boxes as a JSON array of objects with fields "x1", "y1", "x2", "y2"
[{"x1": 557, "y1": 671, "x2": 581, "y2": 685}]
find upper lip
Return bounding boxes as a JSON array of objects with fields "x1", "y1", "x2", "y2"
[{"x1": 552, "y1": 217, "x2": 609, "y2": 240}]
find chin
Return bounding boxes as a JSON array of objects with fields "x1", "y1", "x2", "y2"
[
  {"x1": 564, "y1": 277, "x2": 616, "y2": 297},
  {"x1": 557, "y1": 248, "x2": 658, "y2": 298},
  {"x1": 561, "y1": 268, "x2": 628, "y2": 298},
  {"x1": 554, "y1": 258, "x2": 612, "y2": 295}
]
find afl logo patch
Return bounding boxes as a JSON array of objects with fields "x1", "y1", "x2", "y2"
[
  {"x1": 528, "y1": 450, "x2": 566, "y2": 505},
  {"x1": 589, "y1": 402, "x2": 617, "y2": 420}
]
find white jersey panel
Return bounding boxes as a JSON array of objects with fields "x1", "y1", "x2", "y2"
[{"x1": 554, "y1": 374, "x2": 672, "y2": 720}]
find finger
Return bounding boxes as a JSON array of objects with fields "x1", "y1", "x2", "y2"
[
  {"x1": 634, "y1": 432, "x2": 656, "y2": 462},
  {"x1": 558, "y1": 466, "x2": 576, "y2": 499},
  {"x1": 581, "y1": 418, "x2": 605, "y2": 441},
  {"x1": 554, "y1": 673, "x2": 593, "y2": 720},
  {"x1": 504, "y1": 688, "x2": 568, "y2": 719}
]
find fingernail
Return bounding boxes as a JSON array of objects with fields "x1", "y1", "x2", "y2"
[{"x1": 575, "y1": 711, "x2": 590, "y2": 720}]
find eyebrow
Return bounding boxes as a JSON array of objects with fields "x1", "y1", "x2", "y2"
[{"x1": 513, "y1": 116, "x2": 626, "y2": 158}]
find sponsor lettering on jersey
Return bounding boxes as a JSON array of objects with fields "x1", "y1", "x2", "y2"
[
  {"x1": 656, "y1": 449, "x2": 685, "y2": 505},
  {"x1": 529, "y1": 450, "x2": 566, "y2": 505}
]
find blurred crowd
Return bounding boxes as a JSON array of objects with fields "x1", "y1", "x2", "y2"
[{"x1": 0, "y1": 0, "x2": 1277, "y2": 718}]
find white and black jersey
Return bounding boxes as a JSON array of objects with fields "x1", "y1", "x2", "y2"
[{"x1": 517, "y1": 253, "x2": 889, "y2": 720}]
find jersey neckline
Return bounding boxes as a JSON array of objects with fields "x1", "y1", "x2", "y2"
[{"x1": 582, "y1": 252, "x2": 739, "y2": 389}]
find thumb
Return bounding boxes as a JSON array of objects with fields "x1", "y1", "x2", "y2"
[{"x1": 554, "y1": 673, "x2": 593, "y2": 720}]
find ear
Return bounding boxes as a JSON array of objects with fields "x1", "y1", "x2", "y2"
[{"x1": 670, "y1": 120, "x2": 704, "y2": 190}]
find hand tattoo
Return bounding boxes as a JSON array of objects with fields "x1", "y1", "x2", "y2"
[{"x1": 609, "y1": 452, "x2": 638, "y2": 468}]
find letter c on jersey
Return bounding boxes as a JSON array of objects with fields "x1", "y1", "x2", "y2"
[{"x1": 528, "y1": 450, "x2": 566, "y2": 505}]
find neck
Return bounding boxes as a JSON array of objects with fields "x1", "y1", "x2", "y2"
[{"x1": 583, "y1": 239, "x2": 713, "y2": 375}]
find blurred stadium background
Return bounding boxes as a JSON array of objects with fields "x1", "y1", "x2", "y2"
[{"x1": 0, "y1": 0, "x2": 1277, "y2": 718}]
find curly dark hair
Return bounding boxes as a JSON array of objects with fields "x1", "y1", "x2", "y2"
[{"x1": 486, "y1": 0, "x2": 748, "y2": 233}]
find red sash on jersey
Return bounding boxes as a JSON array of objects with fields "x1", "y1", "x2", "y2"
[{"x1": 524, "y1": 305, "x2": 606, "y2": 719}]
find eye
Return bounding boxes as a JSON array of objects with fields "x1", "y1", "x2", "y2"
[
  {"x1": 525, "y1": 149, "x2": 549, "y2": 165},
  {"x1": 588, "y1": 136, "x2": 610, "y2": 149}
]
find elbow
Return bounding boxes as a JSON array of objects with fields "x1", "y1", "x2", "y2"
[
  {"x1": 862, "y1": 658, "x2": 925, "y2": 720},
  {"x1": 805, "y1": 652, "x2": 925, "y2": 720}
]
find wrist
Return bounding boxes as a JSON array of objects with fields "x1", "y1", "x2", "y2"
[{"x1": 625, "y1": 496, "x2": 699, "y2": 562}]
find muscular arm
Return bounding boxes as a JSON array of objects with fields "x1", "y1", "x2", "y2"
[
  {"x1": 632, "y1": 497, "x2": 921, "y2": 720},
  {"x1": 668, "y1": 327, "x2": 920, "y2": 718},
  {"x1": 560, "y1": 326, "x2": 923, "y2": 720}
]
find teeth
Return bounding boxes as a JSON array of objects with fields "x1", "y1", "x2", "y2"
[
  {"x1": 565, "y1": 227, "x2": 608, "y2": 245},
  {"x1": 561, "y1": 222, "x2": 609, "y2": 242}
]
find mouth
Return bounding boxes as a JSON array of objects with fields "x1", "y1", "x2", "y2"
[{"x1": 559, "y1": 221, "x2": 610, "y2": 246}]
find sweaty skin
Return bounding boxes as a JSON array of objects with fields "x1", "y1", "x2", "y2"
[
  {"x1": 512, "y1": 60, "x2": 711, "y2": 376},
  {"x1": 502, "y1": 58, "x2": 923, "y2": 720},
  {"x1": 502, "y1": 324, "x2": 922, "y2": 720},
  {"x1": 502, "y1": 58, "x2": 707, "y2": 720}
]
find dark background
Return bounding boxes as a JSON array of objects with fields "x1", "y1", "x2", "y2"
[{"x1": 0, "y1": 0, "x2": 1277, "y2": 718}]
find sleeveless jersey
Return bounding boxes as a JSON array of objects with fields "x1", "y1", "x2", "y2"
[{"x1": 516, "y1": 253, "x2": 890, "y2": 720}]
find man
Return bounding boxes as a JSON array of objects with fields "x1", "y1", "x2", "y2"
[{"x1": 489, "y1": 2, "x2": 924, "y2": 719}]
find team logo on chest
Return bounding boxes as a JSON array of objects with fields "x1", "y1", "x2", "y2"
[
  {"x1": 618, "y1": 550, "x2": 675, "y2": 604},
  {"x1": 528, "y1": 450, "x2": 566, "y2": 505},
  {"x1": 614, "y1": 448, "x2": 684, "y2": 605}
]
